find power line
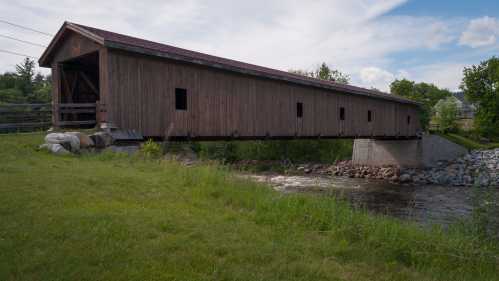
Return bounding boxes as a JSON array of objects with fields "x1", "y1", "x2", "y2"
[
  {"x1": 0, "y1": 34, "x2": 47, "y2": 47},
  {"x1": 0, "y1": 49, "x2": 38, "y2": 59},
  {"x1": 0, "y1": 19, "x2": 53, "y2": 37}
]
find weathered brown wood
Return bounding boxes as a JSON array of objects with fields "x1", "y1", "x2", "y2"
[
  {"x1": 58, "y1": 103, "x2": 96, "y2": 108},
  {"x1": 0, "y1": 122, "x2": 52, "y2": 129},
  {"x1": 104, "y1": 49, "x2": 421, "y2": 138},
  {"x1": 40, "y1": 25, "x2": 422, "y2": 139},
  {"x1": 59, "y1": 108, "x2": 96, "y2": 114},
  {"x1": 80, "y1": 71, "x2": 98, "y2": 94},
  {"x1": 0, "y1": 103, "x2": 53, "y2": 132},
  {"x1": 58, "y1": 120, "x2": 96, "y2": 126}
]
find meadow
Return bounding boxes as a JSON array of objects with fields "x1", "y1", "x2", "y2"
[{"x1": 0, "y1": 133, "x2": 498, "y2": 281}]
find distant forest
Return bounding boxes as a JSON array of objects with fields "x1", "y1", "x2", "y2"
[{"x1": 0, "y1": 58, "x2": 51, "y2": 104}]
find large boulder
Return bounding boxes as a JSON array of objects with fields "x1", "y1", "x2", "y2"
[
  {"x1": 45, "y1": 133, "x2": 80, "y2": 153},
  {"x1": 39, "y1": 143, "x2": 71, "y2": 155},
  {"x1": 66, "y1": 132, "x2": 94, "y2": 148},
  {"x1": 90, "y1": 132, "x2": 114, "y2": 148},
  {"x1": 399, "y1": 173, "x2": 412, "y2": 183}
]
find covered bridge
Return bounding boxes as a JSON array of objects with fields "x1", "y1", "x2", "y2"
[{"x1": 39, "y1": 22, "x2": 421, "y2": 139}]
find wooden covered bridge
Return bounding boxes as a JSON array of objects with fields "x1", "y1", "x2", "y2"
[{"x1": 39, "y1": 22, "x2": 421, "y2": 140}]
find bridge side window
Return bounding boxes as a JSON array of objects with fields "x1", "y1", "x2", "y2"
[
  {"x1": 175, "y1": 88, "x2": 187, "y2": 111},
  {"x1": 297, "y1": 102, "x2": 303, "y2": 118},
  {"x1": 368, "y1": 110, "x2": 372, "y2": 122},
  {"x1": 340, "y1": 107, "x2": 345, "y2": 121},
  {"x1": 407, "y1": 115, "x2": 411, "y2": 125}
]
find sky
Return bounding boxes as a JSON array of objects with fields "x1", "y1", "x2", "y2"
[{"x1": 0, "y1": 0, "x2": 498, "y2": 92}]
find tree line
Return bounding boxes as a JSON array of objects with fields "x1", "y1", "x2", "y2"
[
  {"x1": 291, "y1": 58, "x2": 499, "y2": 139},
  {"x1": 391, "y1": 57, "x2": 499, "y2": 139},
  {"x1": 0, "y1": 58, "x2": 52, "y2": 104}
]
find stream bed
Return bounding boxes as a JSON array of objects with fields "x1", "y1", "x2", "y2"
[{"x1": 246, "y1": 174, "x2": 499, "y2": 231}]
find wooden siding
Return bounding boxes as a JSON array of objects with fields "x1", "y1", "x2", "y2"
[
  {"x1": 106, "y1": 50, "x2": 421, "y2": 138},
  {"x1": 48, "y1": 31, "x2": 104, "y2": 127},
  {"x1": 51, "y1": 31, "x2": 101, "y2": 63}
]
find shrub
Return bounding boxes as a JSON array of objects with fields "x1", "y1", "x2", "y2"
[
  {"x1": 139, "y1": 139, "x2": 163, "y2": 159},
  {"x1": 433, "y1": 97, "x2": 458, "y2": 133},
  {"x1": 197, "y1": 139, "x2": 353, "y2": 164}
]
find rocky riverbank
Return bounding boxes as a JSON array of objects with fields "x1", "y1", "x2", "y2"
[
  {"x1": 283, "y1": 149, "x2": 499, "y2": 187},
  {"x1": 399, "y1": 149, "x2": 499, "y2": 186}
]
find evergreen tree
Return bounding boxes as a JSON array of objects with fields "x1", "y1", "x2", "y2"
[{"x1": 15, "y1": 57, "x2": 36, "y2": 97}]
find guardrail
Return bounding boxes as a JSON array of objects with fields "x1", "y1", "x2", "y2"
[
  {"x1": 57, "y1": 103, "x2": 97, "y2": 127},
  {"x1": 0, "y1": 103, "x2": 52, "y2": 132},
  {"x1": 0, "y1": 103, "x2": 97, "y2": 133}
]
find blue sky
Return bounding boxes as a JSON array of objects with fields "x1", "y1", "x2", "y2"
[
  {"x1": 0, "y1": 0, "x2": 498, "y2": 92},
  {"x1": 388, "y1": 0, "x2": 499, "y2": 18}
]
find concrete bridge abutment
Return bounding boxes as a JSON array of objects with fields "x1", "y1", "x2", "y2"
[{"x1": 352, "y1": 135, "x2": 468, "y2": 168}]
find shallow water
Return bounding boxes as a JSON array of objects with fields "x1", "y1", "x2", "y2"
[{"x1": 246, "y1": 174, "x2": 499, "y2": 230}]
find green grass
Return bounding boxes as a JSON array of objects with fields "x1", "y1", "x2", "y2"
[
  {"x1": 191, "y1": 139, "x2": 353, "y2": 164},
  {"x1": 0, "y1": 133, "x2": 498, "y2": 281},
  {"x1": 438, "y1": 132, "x2": 499, "y2": 150}
]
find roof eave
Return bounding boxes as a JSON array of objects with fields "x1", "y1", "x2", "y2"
[{"x1": 38, "y1": 22, "x2": 105, "y2": 67}]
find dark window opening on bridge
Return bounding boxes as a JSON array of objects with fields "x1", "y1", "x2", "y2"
[
  {"x1": 175, "y1": 88, "x2": 187, "y2": 110},
  {"x1": 297, "y1": 102, "x2": 303, "y2": 118},
  {"x1": 340, "y1": 107, "x2": 345, "y2": 120},
  {"x1": 368, "y1": 110, "x2": 372, "y2": 122},
  {"x1": 407, "y1": 115, "x2": 411, "y2": 124}
]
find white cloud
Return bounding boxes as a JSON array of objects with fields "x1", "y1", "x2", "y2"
[
  {"x1": 359, "y1": 67, "x2": 395, "y2": 91},
  {"x1": 356, "y1": 62, "x2": 467, "y2": 93},
  {"x1": 395, "y1": 63, "x2": 466, "y2": 91},
  {"x1": 459, "y1": 16, "x2": 499, "y2": 48},
  {"x1": 0, "y1": 0, "x2": 480, "y2": 93}
]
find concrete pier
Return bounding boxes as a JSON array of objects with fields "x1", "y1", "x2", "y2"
[{"x1": 352, "y1": 135, "x2": 468, "y2": 168}]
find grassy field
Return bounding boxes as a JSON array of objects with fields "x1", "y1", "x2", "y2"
[
  {"x1": 438, "y1": 133, "x2": 499, "y2": 150},
  {"x1": 0, "y1": 133, "x2": 498, "y2": 281}
]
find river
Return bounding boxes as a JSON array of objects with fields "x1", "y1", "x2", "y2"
[{"x1": 246, "y1": 174, "x2": 499, "y2": 232}]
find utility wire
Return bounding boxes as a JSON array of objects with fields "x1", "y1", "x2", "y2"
[
  {"x1": 0, "y1": 19, "x2": 53, "y2": 37},
  {"x1": 0, "y1": 34, "x2": 47, "y2": 47},
  {"x1": 0, "y1": 49, "x2": 38, "y2": 59}
]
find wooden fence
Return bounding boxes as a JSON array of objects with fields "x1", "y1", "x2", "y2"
[{"x1": 0, "y1": 103, "x2": 96, "y2": 133}]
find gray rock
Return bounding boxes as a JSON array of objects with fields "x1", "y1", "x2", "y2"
[
  {"x1": 45, "y1": 133, "x2": 80, "y2": 153},
  {"x1": 399, "y1": 174, "x2": 412, "y2": 183},
  {"x1": 39, "y1": 143, "x2": 70, "y2": 155},
  {"x1": 90, "y1": 132, "x2": 114, "y2": 148},
  {"x1": 66, "y1": 131, "x2": 94, "y2": 148}
]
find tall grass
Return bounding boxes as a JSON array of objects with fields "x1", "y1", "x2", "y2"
[
  {"x1": 0, "y1": 133, "x2": 498, "y2": 280},
  {"x1": 193, "y1": 139, "x2": 353, "y2": 163}
]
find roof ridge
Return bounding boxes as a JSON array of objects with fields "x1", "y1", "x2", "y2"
[{"x1": 49, "y1": 22, "x2": 419, "y2": 105}]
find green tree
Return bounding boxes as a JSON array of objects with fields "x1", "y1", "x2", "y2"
[
  {"x1": 0, "y1": 72, "x2": 18, "y2": 89},
  {"x1": 390, "y1": 79, "x2": 451, "y2": 130},
  {"x1": 461, "y1": 57, "x2": 499, "y2": 138},
  {"x1": 289, "y1": 63, "x2": 350, "y2": 84},
  {"x1": 288, "y1": 69, "x2": 312, "y2": 77},
  {"x1": 15, "y1": 57, "x2": 36, "y2": 97},
  {"x1": 0, "y1": 88, "x2": 26, "y2": 104},
  {"x1": 433, "y1": 97, "x2": 458, "y2": 133},
  {"x1": 0, "y1": 58, "x2": 52, "y2": 104},
  {"x1": 314, "y1": 63, "x2": 350, "y2": 84},
  {"x1": 31, "y1": 72, "x2": 52, "y2": 103}
]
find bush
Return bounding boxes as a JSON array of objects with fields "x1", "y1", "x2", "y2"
[
  {"x1": 433, "y1": 97, "x2": 458, "y2": 133},
  {"x1": 139, "y1": 139, "x2": 163, "y2": 159},
  {"x1": 197, "y1": 139, "x2": 353, "y2": 164},
  {"x1": 461, "y1": 57, "x2": 499, "y2": 138}
]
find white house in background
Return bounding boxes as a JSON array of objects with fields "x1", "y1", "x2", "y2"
[
  {"x1": 434, "y1": 92, "x2": 476, "y2": 130},
  {"x1": 451, "y1": 92, "x2": 476, "y2": 119}
]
